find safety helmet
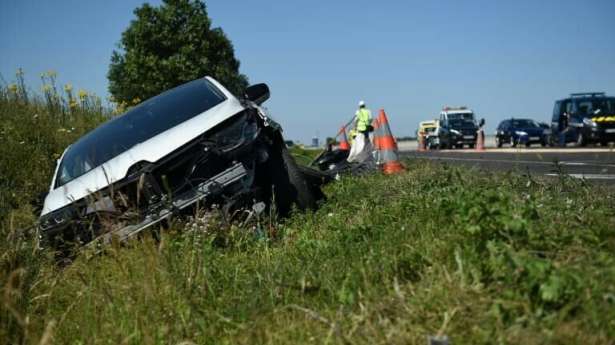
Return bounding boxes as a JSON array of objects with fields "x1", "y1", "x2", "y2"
[{"x1": 358, "y1": 100, "x2": 365, "y2": 107}]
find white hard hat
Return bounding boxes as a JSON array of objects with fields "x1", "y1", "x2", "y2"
[{"x1": 358, "y1": 100, "x2": 365, "y2": 107}]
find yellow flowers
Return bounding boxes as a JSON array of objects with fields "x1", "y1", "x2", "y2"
[
  {"x1": 44, "y1": 70, "x2": 57, "y2": 78},
  {"x1": 4, "y1": 68, "x2": 104, "y2": 115},
  {"x1": 78, "y1": 89, "x2": 88, "y2": 100}
]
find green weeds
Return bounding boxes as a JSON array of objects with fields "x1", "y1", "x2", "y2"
[{"x1": 1, "y1": 74, "x2": 615, "y2": 344}]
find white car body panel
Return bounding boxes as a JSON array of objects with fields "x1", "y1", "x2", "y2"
[
  {"x1": 41, "y1": 77, "x2": 245, "y2": 216},
  {"x1": 440, "y1": 109, "x2": 474, "y2": 117}
]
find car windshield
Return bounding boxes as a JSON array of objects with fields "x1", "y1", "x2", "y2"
[
  {"x1": 448, "y1": 112, "x2": 475, "y2": 127},
  {"x1": 576, "y1": 98, "x2": 615, "y2": 116},
  {"x1": 55, "y1": 79, "x2": 227, "y2": 187},
  {"x1": 511, "y1": 119, "x2": 539, "y2": 128}
]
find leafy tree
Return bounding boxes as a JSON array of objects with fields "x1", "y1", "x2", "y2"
[{"x1": 108, "y1": 0, "x2": 248, "y2": 104}]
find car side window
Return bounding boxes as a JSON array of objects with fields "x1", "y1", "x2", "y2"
[{"x1": 564, "y1": 101, "x2": 573, "y2": 115}]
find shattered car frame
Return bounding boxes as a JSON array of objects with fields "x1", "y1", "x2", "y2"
[{"x1": 39, "y1": 77, "x2": 322, "y2": 250}]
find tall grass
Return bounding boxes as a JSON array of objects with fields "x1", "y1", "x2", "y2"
[
  {"x1": 1, "y1": 72, "x2": 615, "y2": 344},
  {"x1": 0, "y1": 70, "x2": 109, "y2": 343}
]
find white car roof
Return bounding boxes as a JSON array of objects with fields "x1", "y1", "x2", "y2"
[{"x1": 442, "y1": 109, "x2": 474, "y2": 115}]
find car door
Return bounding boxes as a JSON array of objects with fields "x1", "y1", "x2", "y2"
[
  {"x1": 439, "y1": 114, "x2": 450, "y2": 145},
  {"x1": 551, "y1": 101, "x2": 561, "y2": 136},
  {"x1": 496, "y1": 121, "x2": 505, "y2": 141},
  {"x1": 499, "y1": 120, "x2": 507, "y2": 141}
]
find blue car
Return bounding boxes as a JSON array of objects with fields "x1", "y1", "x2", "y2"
[{"x1": 495, "y1": 118, "x2": 548, "y2": 147}]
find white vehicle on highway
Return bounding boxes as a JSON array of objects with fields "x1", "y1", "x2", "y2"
[{"x1": 39, "y1": 77, "x2": 323, "y2": 250}]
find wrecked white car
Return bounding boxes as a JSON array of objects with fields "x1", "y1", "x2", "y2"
[{"x1": 39, "y1": 77, "x2": 323, "y2": 249}]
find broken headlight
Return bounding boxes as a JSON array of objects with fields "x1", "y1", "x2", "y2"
[
  {"x1": 206, "y1": 112, "x2": 258, "y2": 150},
  {"x1": 39, "y1": 204, "x2": 77, "y2": 231}
]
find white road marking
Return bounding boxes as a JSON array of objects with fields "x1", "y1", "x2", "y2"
[
  {"x1": 544, "y1": 173, "x2": 615, "y2": 180},
  {"x1": 558, "y1": 162, "x2": 587, "y2": 166},
  {"x1": 415, "y1": 156, "x2": 615, "y2": 168},
  {"x1": 450, "y1": 148, "x2": 615, "y2": 153}
]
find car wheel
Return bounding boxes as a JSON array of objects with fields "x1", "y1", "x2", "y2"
[
  {"x1": 541, "y1": 141, "x2": 547, "y2": 147},
  {"x1": 268, "y1": 144, "x2": 318, "y2": 216},
  {"x1": 510, "y1": 137, "x2": 517, "y2": 147},
  {"x1": 525, "y1": 142, "x2": 531, "y2": 148},
  {"x1": 496, "y1": 137, "x2": 503, "y2": 148}
]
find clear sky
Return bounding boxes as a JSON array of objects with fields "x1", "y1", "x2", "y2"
[{"x1": 2, "y1": 0, "x2": 614, "y2": 143}]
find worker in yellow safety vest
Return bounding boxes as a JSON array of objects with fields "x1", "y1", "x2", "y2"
[
  {"x1": 354, "y1": 100, "x2": 373, "y2": 139},
  {"x1": 347, "y1": 100, "x2": 374, "y2": 163}
]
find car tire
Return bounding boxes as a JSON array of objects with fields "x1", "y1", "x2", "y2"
[
  {"x1": 510, "y1": 137, "x2": 517, "y2": 147},
  {"x1": 525, "y1": 142, "x2": 531, "y2": 148},
  {"x1": 496, "y1": 137, "x2": 503, "y2": 148},
  {"x1": 268, "y1": 144, "x2": 318, "y2": 217}
]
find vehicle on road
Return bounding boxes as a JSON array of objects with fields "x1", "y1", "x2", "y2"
[
  {"x1": 550, "y1": 92, "x2": 615, "y2": 146},
  {"x1": 417, "y1": 120, "x2": 440, "y2": 149},
  {"x1": 39, "y1": 77, "x2": 324, "y2": 250},
  {"x1": 435, "y1": 107, "x2": 478, "y2": 149},
  {"x1": 495, "y1": 118, "x2": 548, "y2": 147}
]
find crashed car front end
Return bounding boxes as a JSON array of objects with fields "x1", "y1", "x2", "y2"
[{"x1": 38, "y1": 77, "x2": 291, "y2": 250}]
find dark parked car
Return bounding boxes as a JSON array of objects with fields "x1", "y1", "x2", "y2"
[
  {"x1": 39, "y1": 77, "x2": 325, "y2": 251},
  {"x1": 495, "y1": 118, "x2": 548, "y2": 147},
  {"x1": 436, "y1": 107, "x2": 478, "y2": 149},
  {"x1": 550, "y1": 92, "x2": 615, "y2": 146}
]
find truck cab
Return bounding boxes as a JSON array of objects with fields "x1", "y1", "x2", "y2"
[
  {"x1": 418, "y1": 120, "x2": 440, "y2": 149},
  {"x1": 550, "y1": 92, "x2": 615, "y2": 146},
  {"x1": 438, "y1": 107, "x2": 478, "y2": 149}
]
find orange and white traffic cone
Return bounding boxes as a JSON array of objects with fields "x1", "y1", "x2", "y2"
[
  {"x1": 338, "y1": 126, "x2": 350, "y2": 151},
  {"x1": 475, "y1": 129, "x2": 485, "y2": 151},
  {"x1": 418, "y1": 132, "x2": 427, "y2": 152},
  {"x1": 375, "y1": 109, "x2": 405, "y2": 174}
]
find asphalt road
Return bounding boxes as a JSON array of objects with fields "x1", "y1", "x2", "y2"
[{"x1": 400, "y1": 148, "x2": 615, "y2": 184}]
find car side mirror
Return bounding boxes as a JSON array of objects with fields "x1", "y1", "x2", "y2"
[{"x1": 244, "y1": 83, "x2": 270, "y2": 105}]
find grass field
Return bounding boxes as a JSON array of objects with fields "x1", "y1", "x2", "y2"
[{"x1": 1, "y1": 79, "x2": 615, "y2": 344}]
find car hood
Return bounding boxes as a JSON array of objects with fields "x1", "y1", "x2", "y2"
[
  {"x1": 514, "y1": 127, "x2": 544, "y2": 135},
  {"x1": 41, "y1": 81, "x2": 245, "y2": 216},
  {"x1": 449, "y1": 125, "x2": 477, "y2": 130}
]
